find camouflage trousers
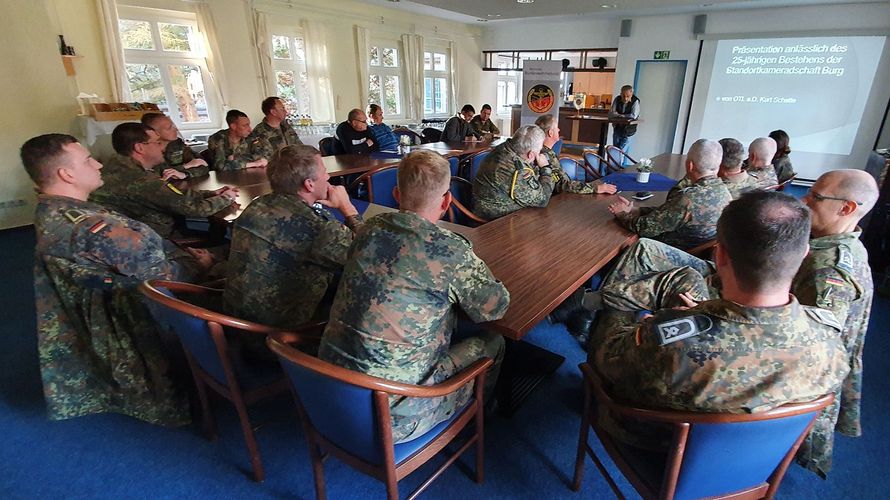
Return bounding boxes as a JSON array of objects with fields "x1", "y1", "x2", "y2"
[
  {"x1": 391, "y1": 330, "x2": 504, "y2": 443},
  {"x1": 601, "y1": 238, "x2": 720, "y2": 312}
]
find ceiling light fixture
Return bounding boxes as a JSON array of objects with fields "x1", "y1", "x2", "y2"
[
  {"x1": 476, "y1": 19, "x2": 488, "y2": 22},
  {"x1": 517, "y1": 0, "x2": 535, "y2": 4}
]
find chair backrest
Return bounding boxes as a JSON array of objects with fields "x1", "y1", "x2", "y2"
[
  {"x1": 348, "y1": 165, "x2": 399, "y2": 208},
  {"x1": 447, "y1": 176, "x2": 487, "y2": 227},
  {"x1": 468, "y1": 151, "x2": 490, "y2": 181},
  {"x1": 583, "y1": 150, "x2": 611, "y2": 177},
  {"x1": 559, "y1": 157, "x2": 585, "y2": 182},
  {"x1": 605, "y1": 145, "x2": 637, "y2": 170},
  {"x1": 448, "y1": 156, "x2": 459, "y2": 177},
  {"x1": 319, "y1": 136, "x2": 344, "y2": 156},
  {"x1": 552, "y1": 139, "x2": 564, "y2": 156},
  {"x1": 580, "y1": 363, "x2": 834, "y2": 500},
  {"x1": 199, "y1": 147, "x2": 215, "y2": 166},
  {"x1": 775, "y1": 174, "x2": 797, "y2": 192},
  {"x1": 422, "y1": 127, "x2": 442, "y2": 143}
]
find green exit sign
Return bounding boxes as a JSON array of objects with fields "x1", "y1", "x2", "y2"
[{"x1": 654, "y1": 51, "x2": 671, "y2": 60}]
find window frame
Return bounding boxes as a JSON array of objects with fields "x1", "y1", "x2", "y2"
[
  {"x1": 422, "y1": 47, "x2": 451, "y2": 118},
  {"x1": 269, "y1": 25, "x2": 312, "y2": 121},
  {"x1": 117, "y1": 6, "x2": 219, "y2": 130},
  {"x1": 496, "y1": 61, "x2": 521, "y2": 117},
  {"x1": 368, "y1": 39, "x2": 406, "y2": 120}
]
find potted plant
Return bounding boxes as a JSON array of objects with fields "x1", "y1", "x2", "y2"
[{"x1": 636, "y1": 158, "x2": 652, "y2": 183}]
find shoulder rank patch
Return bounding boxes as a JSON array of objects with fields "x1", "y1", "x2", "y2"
[
  {"x1": 836, "y1": 247, "x2": 854, "y2": 274},
  {"x1": 805, "y1": 307, "x2": 842, "y2": 330},
  {"x1": 654, "y1": 315, "x2": 713, "y2": 346},
  {"x1": 63, "y1": 209, "x2": 88, "y2": 224},
  {"x1": 165, "y1": 182, "x2": 184, "y2": 195},
  {"x1": 89, "y1": 221, "x2": 108, "y2": 234}
]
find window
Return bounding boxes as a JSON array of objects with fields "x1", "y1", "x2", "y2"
[
  {"x1": 270, "y1": 28, "x2": 311, "y2": 121},
  {"x1": 368, "y1": 41, "x2": 404, "y2": 118},
  {"x1": 496, "y1": 62, "x2": 521, "y2": 115},
  {"x1": 118, "y1": 7, "x2": 217, "y2": 128},
  {"x1": 423, "y1": 50, "x2": 450, "y2": 117}
]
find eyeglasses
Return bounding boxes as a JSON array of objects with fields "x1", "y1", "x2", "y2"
[
  {"x1": 141, "y1": 140, "x2": 163, "y2": 146},
  {"x1": 809, "y1": 190, "x2": 862, "y2": 206},
  {"x1": 352, "y1": 119, "x2": 367, "y2": 124}
]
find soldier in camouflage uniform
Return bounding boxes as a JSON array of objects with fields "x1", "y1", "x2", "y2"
[
  {"x1": 609, "y1": 139, "x2": 732, "y2": 251},
  {"x1": 21, "y1": 134, "x2": 217, "y2": 426},
  {"x1": 248, "y1": 96, "x2": 303, "y2": 159},
  {"x1": 470, "y1": 104, "x2": 501, "y2": 136},
  {"x1": 535, "y1": 114, "x2": 618, "y2": 196},
  {"x1": 224, "y1": 145, "x2": 362, "y2": 328},
  {"x1": 90, "y1": 123, "x2": 237, "y2": 238},
  {"x1": 592, "y1": 192, "x2": 849, "y2": 459},
  {"x1": 744, "y1": 136, "x2": 779, "y2": 188},
  {"x1": 142, "y1": 113, "x2": 209, "y2": 178},
  {"x1": 473, "y1": 124, "x2": 554, "y2": 220},
  {"x1": 319, "y1": 150, "x2": 509, "y2": 443},
  {"x1": 206, "y1": 110, "x2": 268, "y2": 171},
  {"x1": 718, "y1": 137, "x2": 759, "y2": 199}
]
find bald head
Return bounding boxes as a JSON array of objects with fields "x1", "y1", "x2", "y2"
[
  {"x1": 748, "y1": 137, "x2": 777, "y2": 167},
  {"x1": 821, "y1": 169, "x2": 880, "y2": 215},
  {"x1": 687, "y1": 139, "x2": 722, "y2": 176}
]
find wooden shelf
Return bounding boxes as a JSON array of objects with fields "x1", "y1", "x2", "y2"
[{"x1": 61, "y1": 55, "x2": 82, "y2": 76}]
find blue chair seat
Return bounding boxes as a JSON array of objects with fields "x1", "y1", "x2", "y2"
[{"x1": 394, "y1": 401, "x2": 473, "y2": 463}]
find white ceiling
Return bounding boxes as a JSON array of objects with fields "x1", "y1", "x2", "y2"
[{"x1": 363, "y1": 0, "x2": 879, "y2": 24}]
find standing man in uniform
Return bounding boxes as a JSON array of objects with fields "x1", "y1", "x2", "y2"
[
  {"x1": 608, "y1": 139, "x2": 732, "y2": 251},
  {"x1": 319, "y1": 149, "x2": 509, "y2": 443},
  {"x1": 141, "y1": 112, "x2": 209, "y2": 178},
  {"x1": 744, "y1": 137, "x2": 779, "y2": 188},
  {"x1": 21, "y1": 133, "x2": 215, "y2": 427},
  {"x1": 535, "y1": 114, "x2": 617, "y2": 195},
  {"x1": 206, "y1": 109, "x2": 268, "y2": 171},
  {"x1": 473, "y1": 125, "x2": 554, "y2": 220},
  {"x1": 225, "y1": 145, "x2": 362, "y2": 328},
  {"x1": 608, "y1": 85, "x2": 640, "y2": 156},
  {"x1": 592, "y1": 191, "x2": 849, "y2": 457},
  {"x1": 471, "y1": 104, "x2": 500, "y2": 136},
  {"x1": 250, "y1": 96, "x2": 303, "y2": 159},
  {"x1": 90, "y1": 122, "x2": 237, "y2": 239}
]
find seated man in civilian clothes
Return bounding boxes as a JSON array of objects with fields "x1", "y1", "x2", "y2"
[
  {"x1": 744, "y1": 136, "x2": 779, "y2": 188},
  {"x1": 442, "y1": 104, "x2": 483, "y2": 143},
  {"x1": 470, "y1": 103, "x2": 500, "y2": 136},
  {"x1": 319, "y1": 149, "x2": 509, "y2": 443},
  {"x1": 366, "y1": 103, "x2": 399, "y2": 152},
  {"x1": 608, "y1": 138, "x2": 731, "y2": 251},
  {"x1": 717, "y1": 137, "x2": 759, "y2": 198},
  {"x1": 587, "y1": 170, "x2": 878, "y2": 477},
  {"x1": 141, "y1": 112, "x2": 209, "y2": 178},
  {"x1": 249, "y1": 96, "x2": 303, "y2": 158},
  {"x1": 90, "y1": 122, "x2": 237, "y2": 239},
  {"x1": 336, "y1": 108, "x2": 377, "y2": 155},
  {"x1": 224, "y1": 145, "x2": 362, "y2": 328},
  {"x1": 473, "y1": 125, "x2": 554, "y2": 220},
  {"x1": 21, "y1": 134, "x2": 217, "y2": 427},
  {"x1": 206, "y1": 110, "x2": 268, "y2": 171},
  {"x1": 535, "y1": 114, "x2": 617, "y2": 196},
  {"x1": 592, "y1": 191, "x2": 849, "y2": 463}
]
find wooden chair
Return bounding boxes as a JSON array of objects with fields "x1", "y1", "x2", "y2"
[
  {"x1": 552, "y1": 138, "x2": 564, "y2": 156},
  {"x1": 348, "y1": 164, "x2": 399, "y2": 208},
  {"x1": 465, "y1": 150, "x2": 491, "y2": 181},
  {"x1": 267, "y1": 333, "x2": 492, "y2": 500},
  {"x1": 448, "y1": 156, "x2": 460, "y2": 177},
  {"x1": 605, "y1": 145, "x2": 638, "y2": 171},
  {"x1": 766, "y1": 174, "x2": 798, "y2": 192},
  {"x1": 140, "y1": 279, "x2": 324, "y2": 482},
  {"x1": 560, "y1": 155, "x2": 601, "y2": 181},
  {"x1": 583, "y1": 149, "x2": 615, "y2": 177},
  {"x1": 446, "y1": 176, "x2": 488, "y2": 227},
  {"x1": 422, "y1": 127, "x2": 442, "y2": 143},
  {"x1": 572, "y1": 362, "x2": 835, "y2": 499}
]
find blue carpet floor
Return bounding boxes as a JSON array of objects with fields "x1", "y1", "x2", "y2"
[{"x1": 2, "y1": 224, "x2": 888, "y2": 499}]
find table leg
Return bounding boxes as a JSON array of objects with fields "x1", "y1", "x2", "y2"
[{"x1": 496, "y1": 338, "x2": 565, "y2": 417}]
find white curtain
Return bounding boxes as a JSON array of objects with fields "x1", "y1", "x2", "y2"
[
  {"x1": 253, "y1": 11, "x2": 277, "y2": 97},
  {"x1": 401, "y1": 34, "x2": 424, "y2": 121},
  {"x1": 95, "y1": 0, "x2": 127, "y2": 101},
  {"x1": 354, "y1": 25, "x2": 371, "y2": 106},
  {"x1": 449, "y1": 40, "x2": 459, "y2": 114},
  {"x1": 194, "y1": 2, "x2": 229, "y2": 110},
  {"x1": 301, "y1": 20, "x2": 336, "y2": 123}
]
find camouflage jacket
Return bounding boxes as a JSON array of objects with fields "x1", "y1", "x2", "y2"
[
  {"x1": 470, "y1": 115, "x2": 500, "y2": 136},
  {"x1": 746, "y1": 164, "x2": 779, "y2": 188},
  {"x1": 33, "y1": 194, "x2": 190, "y2": 426},
  {"x1": 224, "y1": 193, "x2": 361, "y2": 328},
  {"x1": 90, "y1": 154, "x2": 233, "y2": 238},
  {"x1": 721, "y1": 171, "x2": 760, "y2": 199},
  {"x1": 319, "y1": 210, "x2": 509, "y2": 390},
  {"x1": 594, "y1": 297, "x2": 848, "y2": 471},
  {"x1": 542, "y1": 146, "x2": 603, "y2": 195},
  {"x1": 615, "y1": 175, "x2": 732, "y2": 250},
  {"x1": 207, "y1": 129, "x2": 265, "y2": 171},
  {"x1": 792, "y1": 231, "x2": 872, "y2": 439},
  {"x1": 157, "y1": 138, "x2": 208, "y2": 178},
  {"x1": 473, "y1": 139, "x2": 555, "y2": 220},
  {"x1": 773, "y1": 155, "x2": 796, "y2": 184},
  {"x1": 248, "y1": 118, "x2": 303, "y2": 158}
]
